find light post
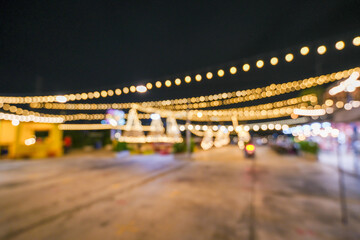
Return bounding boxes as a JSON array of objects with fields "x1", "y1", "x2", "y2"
[{"x1": 186, "y1": 105, "x2": 191, "y2": 158}]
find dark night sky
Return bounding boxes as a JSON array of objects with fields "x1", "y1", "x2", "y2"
[{"x1": 1, "y1": 0, "x2": 360, "y2": 100}]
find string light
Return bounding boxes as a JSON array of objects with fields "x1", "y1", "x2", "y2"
[
  {"x1": 230, "y1": 67, "x2": 237, "y2": 74},
  {"x1": 325, "y1": 99, "x2": 333, "y2": 107},
  {"x1": 217, "y1": 69, "x2": 225, "y2": 77},
  {"x1": 256, "y1": 60, "x2": 264, "y2": 68},
  {"x1": 101, "y1": 90, "x2": 107, "y2": 97},
  {"x1": 329, "y1": 72, "x2": 360, "y2": 95},
  {"x1": 285, "y1": 53, "x2": 294, "y2": 62},
  {"x1": 293, "y1": 108, "x2": 326, "y2": 116},
  {"x1": 175, "y1": 78, "x2": 181, "y2": 85},
  {"x1": 335, "y1": 41, "x2": 345, "y2": 50},
  {"x1": 107, "y1": 90, "x2": 114, "y2": 96},
  {"x1": 353, "y1": 36, "x2": 360, "y2": 46},
  {"x1": 130, "y1": 86, "x2": 136, "y2": 93},
  {"x1": 155, "y1": 81, "x2": 162, "y2": 88},
  {"x1": 300, "y1": 46, "x2": 309, "y2": 55},
  {"x1": 30, "y1": 94, "x2": 315, "y2": 123},
  {"x1": 317, "y1": 45, "x2": 327, "y2": 55},
  {"x1": 0, "y1": 112, "x2": 64, "y2": 123},
  {"x1": 55, "y1": 96, "x2": 67, "y2": 103},
  {"x1": 243, "y1": 63, "x2": 250, "y2": 72},
  {"x1": 1, "y1": 35, "x2": 357, "y2": 105},
  {"x1": 270, "y1": 57, "x2": 278, "y2": 65},
  {"x1": 29, "y1": 67, "x2": 359, "y2": 111},
  {"x1": 146, "y1": 83, "x2": 153, "y2": 90},
  {"x1": 136, "y1": 85, "x2": 147, "y2": 93},
  {"x1": 135, "y1": 98, "x2": 315, "y2": 122},
  {"x1": 165, "y1": 80, "x2": 172, "y2": 87},
  {"x1": 195, "y1": 74, "x2": 202, "y2": 81}
]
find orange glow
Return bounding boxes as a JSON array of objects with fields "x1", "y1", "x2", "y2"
[
  {"x1": 245, "y1": 144, "x2": 255, "y2": 152},
  {"x1": 285, "y1": 53, "x2": 294, "y2": 62},
  {"x1": 217, "y1": 69, "x2": 224, "y2": 77},
  {"x1": 175, "y1": 78, "x2": 181, "y2": 85},
  {"x1": 270, "y1": 57, "x2": 278, "y2": 65},
  {"x1": 165, "y1": 80, "x2": 172, "y2": 87},
  {"x1": 317, "y1": 45, "x2": 326, "y2": 55},
  {"x1": 243, "y1": 64, "x2": 250, "y2": 72},
  {"x1": 353, "y1": 36, "x2": 360, "y2": 46},
  {"x1": 256, "y1": 60, "x2": 264, "y2": 68},
  {"x1": 335, "y1": 41, "x2": 345, "y2": 50},
  {"x1": 146, "y1": 83, "x2": 153, "y2": 90},
  {"x1": 155, "y1": 81, "x2": 162, "y2": 88},
  {"x1": 300, "y1": 46, "x2": 309, "y2": 55},
  {"x1": 230, "y1": 67, "x2": 237, "y2": 74},
  {"x1": 195, "y1": 74, "x2": 202, "y2": 81}
]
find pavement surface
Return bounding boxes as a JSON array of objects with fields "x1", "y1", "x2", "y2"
[{"x1": 0, "y1": 146, "x2": 360, "y2": 240}]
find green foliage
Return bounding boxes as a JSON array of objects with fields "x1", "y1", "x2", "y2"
[
  {"x1": 298, "y1": 141, "x2": 319, "y2": 155},
  {"x1": 113, "y1": 142, "x2": 128, "y2": 152},
  {"x1": 173, "y1": 139, "x2": 195, "y2": 153},
  {"x1": 103, "y1": 130, "x2": 112, "y2": 146},
  {"x1": 63, "y1": 130, "x2": 112, "y2": 149},
  {"x1": 173, "y1": 142, "x2": 186, "y2": 153}
]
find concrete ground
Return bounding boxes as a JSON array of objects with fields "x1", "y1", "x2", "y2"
[{"x1": 0, "y1": 146, "x2": 359, "y2": 240}]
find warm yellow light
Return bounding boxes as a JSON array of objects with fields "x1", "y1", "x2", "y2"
[
  {"x1": 317, "y1": 45, "x2": 327, "y2": 55},
  {"x1": 206, "y1": 72, "x2": 213, "y2": 79},
  {"x1": 335, "y1": 41, "x2": 345, "y2": 50},
  {"x1": 217, "y1": 69, "x2": 224, "y2": 77},
  {"x1": 185, "y1": 76, "x2": 191, "y2": 83},
  {"x1": 155, "y1": 81, "x2": 162, "y2": 88},
  {"x1": 243, "y1": 64, "x2": 250, "y2": 72},
  {"x1": 230, "y1": 67, "x2": 237, "y2": 74},
  {"x1": 325, "y1": 99, "x2": 333, "y2": 106},
  {"x1": 300, "y1": 46, "x2": 309, "y2": 55},
  {"x1": 101, "y1": 90, "x2": 107, "y2": 97},
  {"x1": 175, "y1": 78, "x2": 181, "y2": 85},
  {"x1": 270, "y1": 57, "x2": 278, "y2": 65},
  {"x1": 94, "y1": 91, "x2": 100, "y2": 98},
  {"x1": 81, "y1": 93, "x2": 88, "y2": 100},
  {"x1": 123, "y1": 87, "x2": 129, "y2": 94},
  {"x1": 130, "y1": 86, "x2": 136, "y2": 92},
  {"x1": 165, "y1": 80, "x2": 172, "y2": 87},
  {"x1": 285, "y1": 53, "x2": 294, "y2": 62},
  {"x1": 256, "y1": 60, "x2": 264, "y2": 68},
  {"x1": 336, "y1": 101, "x2": 344, "y2": 108},
  {"x1": 146, "y1": 83, "x2": 153, "y2": 90},
  {"x1": 115, "y1": 89, "x2": 122, "y2": 95},
  {"x1": 353, "y1": 36, "x2": 360, "y2": 46},
  {"x1": 107, "y1": 90, "x2": 114, "y2": 96},
  {"x1": 195, "y1": 74, "x2": 202, "y2": 81}
]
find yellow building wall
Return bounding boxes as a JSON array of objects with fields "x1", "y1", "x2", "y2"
[{"x1": 0, "y1": 120, "x2": 63, "y2": 159}]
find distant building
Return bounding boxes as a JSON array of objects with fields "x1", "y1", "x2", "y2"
[{"x1": 0, "y1": 121, "x2": 63, "y2": 159}]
